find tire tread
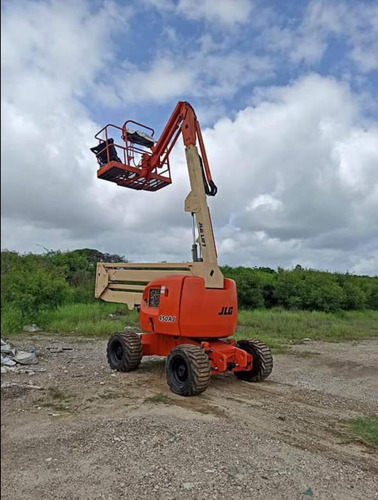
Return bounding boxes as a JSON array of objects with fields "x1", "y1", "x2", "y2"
[
  {"x1": 107, "y1": 331, "x2": 142, "y2": 372},
  {"x1": 235, "y1": 338, "x2": 273, "y2": 382},
  {"x1": 166, "y1": 344, "x2": 211, "y2": 396}
]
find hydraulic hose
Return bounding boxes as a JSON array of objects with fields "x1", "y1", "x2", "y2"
[{"x1": 199, "y1": 156, "x2": 218, "y2": 197}]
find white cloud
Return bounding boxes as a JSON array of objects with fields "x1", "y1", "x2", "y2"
[
  {"x1": 110, "y1": 58, "x2": 195, "y2": 104},
  {"x1": 1, "y1": 0, "x2": 130, "y2": 94},
  {"x1": 350, "y1": 249, "x2": 378, "y2": 276},
  {"x1": 335, "y1": 130, "x2": 378, "y2": 193},
  {"x1": 1, "y1": 0, "x2": 135, "y2": 241},
  {"x1": 142, "y1": 0, "x2": 253, "y2": 26},
  {"x1": 247, "y1": 194, "x2": 283, "y2": 212},
  {"x1": 201, "y1": 75, "x2": 378, "y2": 273},
  {"x1": 314, "y1": 0, "x2": 378, "y2": 73},
  {"x1": 177, "y1": 0, "x2": 253, "y2": 26},
  {"x1": 1, "y1": 1, "x2": 377, "y2": 276},
  {"x1": 100, "y1": 49, "x2": 274, "y2": 106},
  {"x1": 260, "y1": 0, "x2": 378, "y2": 72}
]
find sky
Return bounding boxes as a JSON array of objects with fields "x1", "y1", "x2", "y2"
[{"x1": 1, "y1": 0, "x2": 378, "y2": 275}]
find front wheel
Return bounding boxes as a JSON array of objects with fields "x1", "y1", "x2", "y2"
[
  {"x1": 235, "y1": 339, "x2": 273, "y2": 382},
  {"x1": 166, "y1": 345, "x2": 211, "y2": 397},
  {"x1": 107, "y1": 331, "x2": 142, "y2": 372}
]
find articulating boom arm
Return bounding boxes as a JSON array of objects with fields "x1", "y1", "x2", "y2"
[
  {"x1": 93, "y1": 102, "x2": 224, "y2": 308},
  {"x1": 138, "y1": 101, "x2": 218, "y2": 264}
]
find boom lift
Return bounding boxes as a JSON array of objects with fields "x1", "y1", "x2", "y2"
[{"x1": 91, "y1": 101, "x2": 273, "y2": 396}]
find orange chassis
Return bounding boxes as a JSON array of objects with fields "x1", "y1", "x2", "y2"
[{"x1": 141, "y1": 333, "x2": 253, "y2": 375}]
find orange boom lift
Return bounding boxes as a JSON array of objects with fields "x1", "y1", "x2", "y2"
[{"x1": 91, "y1": 102, "x2": 273, "y2": 396}]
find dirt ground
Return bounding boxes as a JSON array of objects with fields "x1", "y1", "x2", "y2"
[{"x1": 1, "y1": 334, "x2": 378, "y2": 500}]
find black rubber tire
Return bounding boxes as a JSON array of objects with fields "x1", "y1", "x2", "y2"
[
  {"x1": 166, "y1": 345, "x2": 211, "y2": 397},
  {"x1": 235, "y1": 339, "x2": 273, "y2": 382},
  {"x1": 107, "y1": 331, "x2": 142, "y2": 372}
]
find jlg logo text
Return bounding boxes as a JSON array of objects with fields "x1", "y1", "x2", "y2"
[{"x1": 218, "y1": 306, "x2": 233, "y2": 316}]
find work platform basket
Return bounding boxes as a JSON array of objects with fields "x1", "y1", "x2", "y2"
[{"x1": 91, "y1": 121, "x2": 172, "y2": 191}]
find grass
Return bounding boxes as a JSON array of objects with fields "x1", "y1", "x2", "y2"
[
  {"x1": 38, "y1": 386, "x2": 71, "y2": 412},
  {"x1": 40, "y1": 401, "x2": 70, "y2": 412},
  {"x1": 48, "y1": 386, "x2": 67, "y2": 401},
  {"x1": 3, "y1": 302, "x2": 139, "y2": 337},
  {"x1": 98, "y1": 391, "x2": 122, "y2": 400},
  {"x1": 3, "y1": 303, "x2": 378, "y2": 351},
  {"x1": 235, "y1": 309, "x2": 378, "y2": 352},
  {"x1": 352, "y1": 417, "x2": 378, "y2": 447},
  {"x1": 144, "y1": 394, "x2": 171, "y2": 404},
  {"x1": 39, "y1": 302, "x2": 139, "y2": 335}
]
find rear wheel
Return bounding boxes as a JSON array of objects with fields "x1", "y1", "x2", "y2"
[
  {"x1": 235, "y1": 339, "x2": 273, "y2": 382},
  {"x1": 107, "y1": 331, "x2": 142, "y2": 372},
  {"x1": 166, "y1": 345, "x2": 211, "y2": 396}
]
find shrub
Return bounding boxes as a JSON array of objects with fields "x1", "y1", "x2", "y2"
[
  {"x1": 222, "y1": 266, "x2": 277, "y2": 309},
  {"x1": 275, "y1": 270, "x2": 345, "y2": 312},
  {"x1": 1, "y1": 305, "x2": 24, "y2": 334},
  {"x1": 1, "y1": 252, "x2": 72, "y2": 319},
  {"x1": 342, "y1": 282, "x2": 367, "y2": 310}
]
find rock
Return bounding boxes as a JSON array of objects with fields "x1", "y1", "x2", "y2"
[
  {"x1": 1, "y1": 366, "x2": 17, "y2": 373},
  {"x1": 19, "y1": 367, "x2": 46, "y2": 373},
  {"x1": 183, "y1": 483, "x2": 194, "y2": 490},
  {"x1": 124, "y1": 326, "x2": 139, "y2": 332},
  {"x1": 1, "y1": 342, "x2": 16, "y2": 356},
  {"x1": 23, "y1": 324, "x2": 40, "y2": 332},
  {"x1": 24, "y1": 384, "x2": 43, "y2": 390},
  {"x1": 303, "y1": 486, "x2": 314, "y2": 496},
  {"x1": 1, "y1": 382, "x2": 43, "y2": 390},
  {"x1": 1, "y1": 339, "x2": 39, "y2": 368},
  {"x1": 14, "y1": 351, "x2": 39, "y2": 365},
  {"x1": 1, "y1": 355, "x2": 17, "y2": 367}
]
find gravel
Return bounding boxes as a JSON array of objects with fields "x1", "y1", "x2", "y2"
[{"x1": 1, "y1": 335, "x2": 378, "y2": 500}]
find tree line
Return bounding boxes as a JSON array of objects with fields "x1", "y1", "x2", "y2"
[
  {"x1": 1, "y1": 250, "x2": 377, "y2": 321},
  {"x1": 223, "y1": 265, "x2": 377, "y2": 312}
]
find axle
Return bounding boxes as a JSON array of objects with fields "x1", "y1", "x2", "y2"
[{"x1": 140, "y1": 333, "x2": 253, "y2": 374}]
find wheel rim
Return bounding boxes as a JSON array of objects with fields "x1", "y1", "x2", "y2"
[
  {"x1": 171, "y1": 356, "x2": 189, "y2": 384},
  {"x1": 111, "y1": 340, "x2": 124, "y2": 363}
]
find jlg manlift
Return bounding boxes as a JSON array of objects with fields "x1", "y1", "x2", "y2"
[{"x1": 91, "y1": 101, "x2": 273, "y2": 396}]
